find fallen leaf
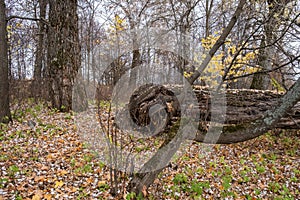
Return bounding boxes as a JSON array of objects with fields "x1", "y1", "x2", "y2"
[
  {"x1": 87, "y1": 177, "x2": 94, "y2": 184},
  {"x1": 44, "y1": 194, "x2": 52, "y2": 200},
  {"x1": 142, "y1": 185, "x2": 147, "y2": 197},
  {"x1": 31, "y1": 194, "x2": 40, "y2": 200},
  {"x1": 98, "y1": 180, "x2": 106, "y2": 187},
  {"x1": 71, "y1": 187, "x2": 78, "y2": 192},
  {"x1": 54, "y1": 180, "x2": 64, "y2": 188},
  {"x1": 41, "y1": 165, "x2": 49, "y2": 171},
  {"x1": 58, "y1": 170, "x2": 68, "y2": 176},
  {"x1": 34, "y1": 176, "x2": 45, "y2": 182}
]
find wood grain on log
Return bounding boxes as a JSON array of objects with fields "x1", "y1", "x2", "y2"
[{"x1": 192, "y1": 86, "x2": 300, "y2": 129}]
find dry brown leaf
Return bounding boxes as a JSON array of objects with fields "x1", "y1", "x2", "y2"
[
  {"x1": 41, "y1": 165, "x2": 49, "y2": 171},
  {"x1": 34, "y1": 176, "x2": 45, "y2": 182},
  {"x1": 57, "y1": 170, "x2": 68, "y2": 176},
  {"x1": 71, "y1": 187, "x2": 78, "y2": 192},
  {"x1": 46, "y1": 154, "x2": 54, "y2": 161},
  {"x1": 86, "y1": 177, "x2": 94, "y2": 184},
  {"x1": 142, "y1": 185, "x2": 147, "y2": 197},
  {"x1": 44, "y1": 194, "x2": 52, "y2": 200}
]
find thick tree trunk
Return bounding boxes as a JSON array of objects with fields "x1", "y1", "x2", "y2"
[
  {"x1": 0, "y1": 0, "x2": 11, "y2": 123},
  {"x1": 47, "y1": 0, "x2": 81, "y2": 112},
  {"x1": 250, "y1": 38, "x2": 271, "y2": 90}
]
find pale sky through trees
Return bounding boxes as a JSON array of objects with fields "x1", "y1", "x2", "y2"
[{"x1": 4, "y1": 0, "x2": 300, "y2": 86}]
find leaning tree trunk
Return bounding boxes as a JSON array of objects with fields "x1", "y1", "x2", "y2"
[
  {"x1": 47, "y1": 0, "x2": 81, "y2": 112},
  {"x1": 0, "y1": 0, "x2": 11, "y2": 123}
]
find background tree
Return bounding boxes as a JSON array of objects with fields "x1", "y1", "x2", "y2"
[
  {"x1": 31, "y1": 0, "x2": 48, "y2": 98},
  {"x1": 0, "y1": 0, "x2": 11, "y2": 123}
]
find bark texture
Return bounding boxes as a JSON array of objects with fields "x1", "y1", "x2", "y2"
[
  {"x1": 0, "y1": 0, "x2": 11, "y2": 123},
  {"x1": 250, "y1": 0, "x2": 292, "y2": 89},
  {"x1": 48, "y1": 0, "x2": 81, "y2": 112}
]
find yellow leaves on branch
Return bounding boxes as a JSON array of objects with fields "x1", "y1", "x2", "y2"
[
  {"x1": 107, "y1": 14, "x2": 126, "y2": 45},
  {"x1": 201, "y1": 34, "x2": 221, "y2": 49},
  {"x1": 109, "y1": 14, "x2": 125, "y2": 33},
  {"x1": 191, "y1": 33, "x2": 259, "y2": 86},
  {"x1": 7, "y1": 23, "x2": 22, "y2": 39}
]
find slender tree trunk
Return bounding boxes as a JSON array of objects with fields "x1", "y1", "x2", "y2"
[
  {"x1": 205, "y1": 0, "x2": 214, "y2": 38},
  {"x1": 0, "y1": 0, "x2": 11, "y2": 123},
  {"x1": 47, "y1": 0, "x2": 81, "y2": 112},
  {"x1": 32, "y1": 0, "x2": 47, "y2": 98},
  {"x1": 129, "y1": 25, "x2": 140, "y2": 89}
]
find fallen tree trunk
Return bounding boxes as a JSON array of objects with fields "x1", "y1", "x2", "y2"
[
  {"x1": 128, "y1": 84, "x2": 300, "y2": 144},
  {"x1": 193, "y1": 86, "x2": 300, "y2": 129}
]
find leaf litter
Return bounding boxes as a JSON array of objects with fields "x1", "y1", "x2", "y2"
[{"x1": 0, "y1": 102, "x2": 299, "y2": 199}]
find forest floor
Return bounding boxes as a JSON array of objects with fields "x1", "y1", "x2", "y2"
[{"x1": 0, "y1": 100, "x2": 299, "y2": 200}]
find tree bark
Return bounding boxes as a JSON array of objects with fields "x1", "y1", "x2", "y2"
[
  {"x1": 47, "y1": 0, "x2": 81, "y2": 112},
  {"x1": 0, "y1": 0, "x2": 11, "y2": 123},
  {"x1": 193, "y1": 86, "x2": 300, "y2": 130}
]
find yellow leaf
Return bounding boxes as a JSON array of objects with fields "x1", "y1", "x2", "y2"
[
  {"x1": 54, "y1": 180, "x2": 64, "y2": 188},
  {"x1": 58, "y1": 170, "x2": 68, "y2": 176},
  {"x1": 32, "y1": 194, "x2": 41, "y2": 200},
  {"x1": 219, "y1": 185, "x2": 224, "y2": 190},
  {"x1": 87, "y1": 177, "x2": 94, "y2": 184}
]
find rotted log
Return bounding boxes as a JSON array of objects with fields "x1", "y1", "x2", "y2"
[
  {"x1": 128, "y1": 84, "x2": 181, "y2": 134},
  {"x1": 128, "y1": 84, "x2": 300, "y2": 132}
]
